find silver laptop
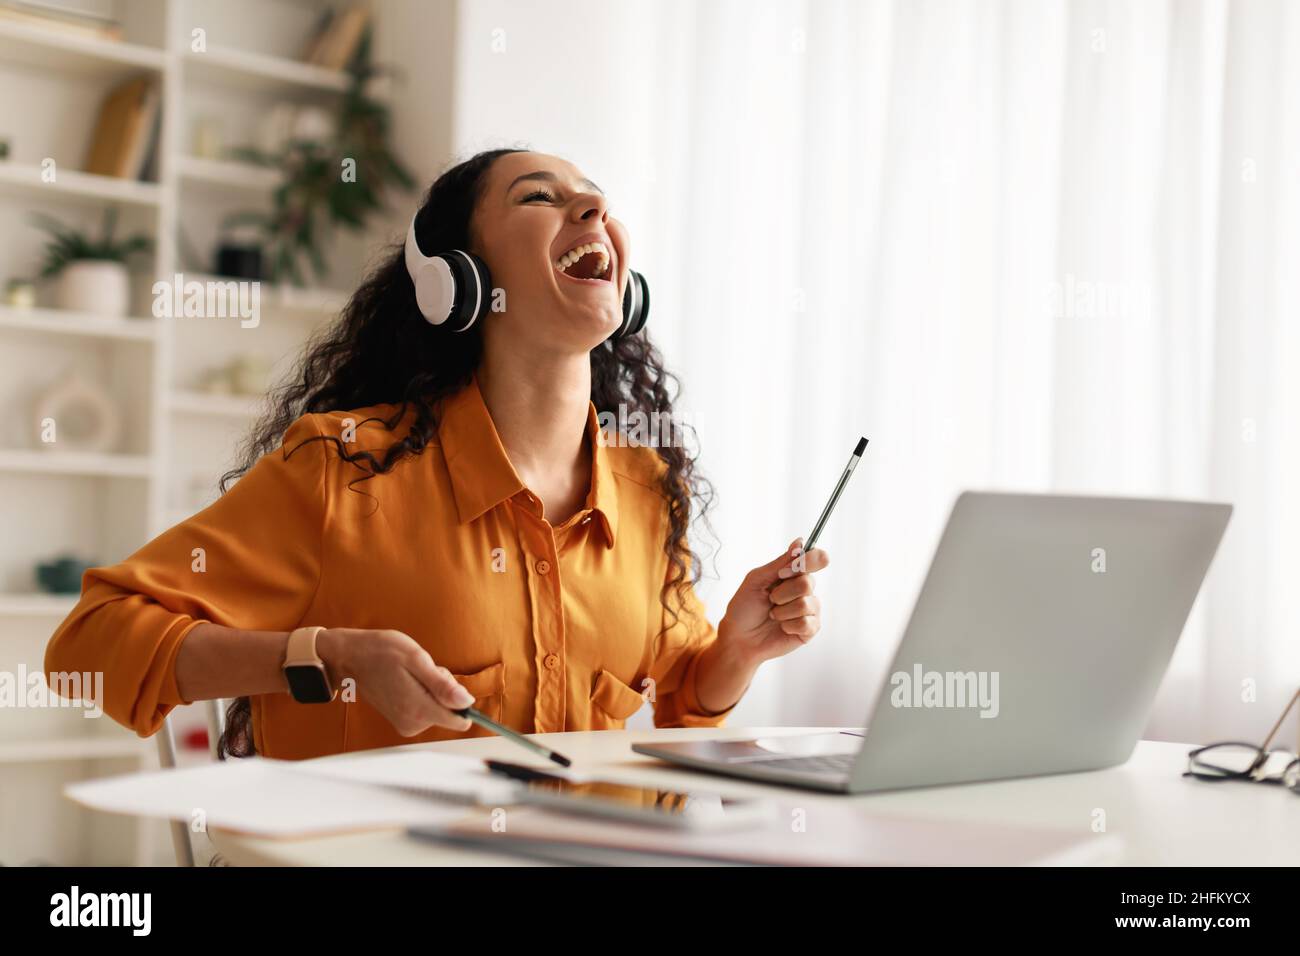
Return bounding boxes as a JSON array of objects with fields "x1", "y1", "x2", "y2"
[{"x1": 633, "y1": 491, "x2": 1232, "y2": 793}]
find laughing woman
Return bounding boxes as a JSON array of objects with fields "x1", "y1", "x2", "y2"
[{"x1": 44, "y1": 149, "x2": 829, "y2": 759}]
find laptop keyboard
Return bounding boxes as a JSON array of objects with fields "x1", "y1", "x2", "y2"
[{"x1": 750, "y1": 753, "x2": 856, "y2": 776}]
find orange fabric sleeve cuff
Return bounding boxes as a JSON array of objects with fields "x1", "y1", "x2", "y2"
[
  {"x1": 156, "y1": 617, "x2": 208, "y2": 708},
  {"x1": 666, "y1": 641, "x2": 738, "y2": 728}
]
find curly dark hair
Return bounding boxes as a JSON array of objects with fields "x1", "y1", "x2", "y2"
[{"x1": 214, "y1": 147, "x2": 714, "y2": 758}]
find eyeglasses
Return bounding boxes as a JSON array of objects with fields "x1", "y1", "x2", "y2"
[{"x1": 1184, "y1": 688, "x2": 1300, "y2": 794}]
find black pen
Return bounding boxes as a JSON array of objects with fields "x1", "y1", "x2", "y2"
[
  {"x1": 483, "y1": 759, "x2": 567, "y2": 782},
  {"x1": 803, "y1": 437, "x2": 868, "y2": 553}
]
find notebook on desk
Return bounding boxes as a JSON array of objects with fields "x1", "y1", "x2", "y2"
[{"x1": 411, "y1": 803, "x2": 1122, "y2": 866}]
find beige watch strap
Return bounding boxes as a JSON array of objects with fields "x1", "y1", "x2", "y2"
[{"x1": 284, "y1": 625, "x2": 328, "y2": 677}]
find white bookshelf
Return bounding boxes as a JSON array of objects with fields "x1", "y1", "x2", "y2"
[
  {"x1": 169, "y1": 387, "x2": 264, "y2": 418},
  {"x1": 0, "y1": 19, "x2": 167, "y2": 75},
  {"x1": 182, "y1": 44, "x2": 350, "y2": 94},
  {"x1": 0, "y1": 448, "x2": 154, "y2": 477},
  {"x1": 0, "y1": 592, "x2": 79, "y2": 617},
  {"x1": 0, "y1": 161, "x2": 164, "y2": 206},
  {"x1": 0, "y1": 734, "x2": 151, "y2": 764},
  {"x1": 176, "y1": 153, "x2": 281, "y2": 192},
  {"x1": 0, "y1": 304, "x2": 158, "y2": 340},
  {"x1": 0, "y1": 0, "x2": 370, "y2": 866},
  {"x1": 179, "y1": 271, "x2": 347, "y2": 317}
]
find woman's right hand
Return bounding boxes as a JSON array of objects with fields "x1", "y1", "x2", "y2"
[{"x1": 317, "y1": 628, "x2": 474, "y2": 736}]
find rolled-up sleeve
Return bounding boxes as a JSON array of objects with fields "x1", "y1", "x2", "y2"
[
  {"x1": 43, "y1": 414, "x2": 329, "y2": 737},
  {"x1": 650, "y1": 571, "x2": 738, "y2": 728}
]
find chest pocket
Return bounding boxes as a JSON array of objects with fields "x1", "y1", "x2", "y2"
[
  {"x1": 590, "y1": 668, "x2": 648, "y2": 729},
  {"x1": 400, "y1": 661, "x2": 504, "y2": 747},
  {"x1": 455, "y1": 662, "x2": 504, "y2": 722}
]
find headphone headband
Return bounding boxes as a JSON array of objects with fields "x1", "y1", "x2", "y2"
[{"x1": 402, "y1": 214, "x2": 426, "y2": 285}]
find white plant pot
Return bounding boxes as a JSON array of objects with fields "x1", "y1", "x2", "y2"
[{"x1": 56, "y1": 260, "x2": 130, "y2": 316}]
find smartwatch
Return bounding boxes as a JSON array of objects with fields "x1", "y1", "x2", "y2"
[{"x1": 283, "y1": 626, "x2": 336, "y2": 704}]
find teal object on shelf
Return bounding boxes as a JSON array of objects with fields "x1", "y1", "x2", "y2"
[{"x1": 36, "y1": 556, "x2": 95, "y2": 595}]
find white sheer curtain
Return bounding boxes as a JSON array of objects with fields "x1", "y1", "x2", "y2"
[{"x1": 451, "y1": 0, "x2": 1300, "y2": 743}]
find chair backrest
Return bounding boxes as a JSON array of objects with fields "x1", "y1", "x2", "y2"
[{"x1": 156, "y1": 698, "x2": 227, "y2": 866}]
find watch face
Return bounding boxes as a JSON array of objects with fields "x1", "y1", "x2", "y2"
[{"x1": 285, "y1": 665, "x2": 333, "y2": 704}]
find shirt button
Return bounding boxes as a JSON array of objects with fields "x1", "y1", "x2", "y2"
[
  {"x1": 536, "y1": 559, "x2": 551, "y2": 575},
  {"x1": 544, "y1": 654, "x2": 560, "y2": 670}
]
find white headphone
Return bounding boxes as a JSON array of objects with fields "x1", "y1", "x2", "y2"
[
  {"x1": 404, "y1": 212, "x2": 650, "y2": 339},
  {"x1": 404, "y1": 215, "x2": 492, "y2": 333}
]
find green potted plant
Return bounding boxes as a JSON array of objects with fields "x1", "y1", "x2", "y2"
[
  {"x1": 225, "y1": 28, "x2": 414, "y2": 286},
  {"x1": 32, "y1": 207, "x2": 152, "y2": 316}
]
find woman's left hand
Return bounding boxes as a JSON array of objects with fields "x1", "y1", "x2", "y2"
[{"x1": 717, "y1": 538, "x2": 829, "y2": 665}]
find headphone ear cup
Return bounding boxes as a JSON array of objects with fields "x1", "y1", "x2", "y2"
[
  {"x1": 411, "y1": 257, "x2": 456, "y2": 327},
  {"x1": 613, "y1": 269, "x2": 650, "y2": 340},
  {"x1": 440, "y1": 250, "x2": 492, "y2": 333},
  {"x1": 406, "y1": 211, "x2": 492, "y2": 332}
]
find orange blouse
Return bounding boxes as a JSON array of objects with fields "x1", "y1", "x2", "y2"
[{"x1": 44, "y1": 375, "x2": 733, "y2": 759}]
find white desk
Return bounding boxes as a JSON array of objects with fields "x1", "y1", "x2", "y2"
[{"x1": 210, "y1": 727, "x2": 1297, "y2": 866}]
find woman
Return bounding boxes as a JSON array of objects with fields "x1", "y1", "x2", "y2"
[{"x1": 44, "y1": 148, "x2": 829, "y2": 760}]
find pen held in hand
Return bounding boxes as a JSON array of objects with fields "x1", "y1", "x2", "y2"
[
  {"x1": 801, "y1": 437, "x2": 868, "y2": 556},
  {"x1": 455, "y1": 706, "x2": 572, "y2": 768}
]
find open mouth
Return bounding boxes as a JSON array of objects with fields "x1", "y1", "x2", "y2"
[{"x1": 554, "y1": 240, "x2": 612, "y2": 283}]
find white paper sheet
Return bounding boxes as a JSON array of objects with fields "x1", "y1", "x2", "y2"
[
  {"x1": 64, "y1": 754, "x2": 511, "y2": 839},
  {"x1": 281, "y1": 750, "x2": 521, "y2": 804}
]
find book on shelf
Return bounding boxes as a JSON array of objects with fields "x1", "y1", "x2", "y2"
[
  {"x1": 0, "y1": 0, "x2": 123, "y2": 40},
  {"x1": 82, "y1": 76, "x2": 160, "y2": 181},
  {"x1": 136, "y1": 90, "x2": 163, "y2": 183},
  {"x1": 301, "y1": 2, "x2": 370, "y2": 71},
  {"x1": 299, "y1": 8, "x2": 333, "y2": 64}
]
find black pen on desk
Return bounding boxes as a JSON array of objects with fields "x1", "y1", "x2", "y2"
[
  {"x1": 484, "y1": 759, "x2": 566, "y2": 783},
  {"x1": 455, "y1": 706, "x2": 572, "y2": 768},
  {"x1": 801, "y1": 437, "x2": 868, "y2": 555}
]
